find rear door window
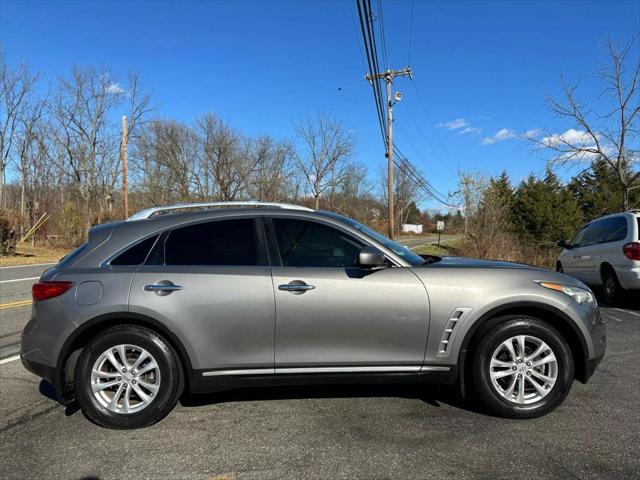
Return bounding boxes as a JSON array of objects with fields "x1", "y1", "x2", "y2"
[{"x1": 162, "y1": 218, "x2": 259, "y2": 266}]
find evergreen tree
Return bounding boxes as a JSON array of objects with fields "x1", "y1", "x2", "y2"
[
  {"x1": 511, "y1": 170, "x2": 583, "y2": 245},
  {"x1": 569, "y1": 159, "x2": 640, "y2": 220}
]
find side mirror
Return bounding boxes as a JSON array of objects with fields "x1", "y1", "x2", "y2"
[
  {"x1": 557, "y1": 240, "x2": 571, "y2": 249},
  {"x1": 358, "y1": 246, "x2": 386, "y2": 268}
]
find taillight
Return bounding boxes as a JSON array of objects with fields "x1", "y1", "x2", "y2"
[
  {"x1": 32, "y1": 281, "x2": 73, "y2": 301},
  {"x1": 623, "y1": 242, "x2": 640, "y2": 261}
]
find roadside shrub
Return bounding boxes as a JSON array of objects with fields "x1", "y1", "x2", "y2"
[{"x1": 55, "y1": 203, "x2": 86, "y2": 247}]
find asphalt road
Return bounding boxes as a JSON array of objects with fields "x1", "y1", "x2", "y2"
[
  {"x1": 1, "y1": 263, "x2": 639, "y2": 479},
  {"x1": 0, "y1": 263, "x2": 54, "y2": 360}
]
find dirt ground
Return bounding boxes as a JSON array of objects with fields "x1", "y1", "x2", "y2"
[{"x1": 0, "y1": 243, "x2": 69, "y2": 267}]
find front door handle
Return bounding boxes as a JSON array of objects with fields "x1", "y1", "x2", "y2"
[
  {"x1": 144, "y1": 281, "x2": 183, "y2": 296},
  {"x1": 278, "y1": 281, "x2": 315, "y2": 294}
]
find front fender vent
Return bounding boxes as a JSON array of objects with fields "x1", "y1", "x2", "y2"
[{"x1": 437, "y1": 307, "x2": 472, "y2": 356}]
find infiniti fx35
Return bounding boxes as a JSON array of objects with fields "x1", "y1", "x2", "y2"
[{"x1": 21, "y1": 202, "x2": 606, "y2": 429}]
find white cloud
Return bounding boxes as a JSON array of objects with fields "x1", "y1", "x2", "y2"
[
  {"x1": 523, "y1": 128, "x2": 542, "y2": 139},
  {"x1": 458, "y1": 126, "x2": 482, "y2": 135},
  {"x1": 481, "y1": 128, "x2": 515, "y2": 145},
  {"x1": 105, "y1": 83, "x2": 126, "y2": 95},
  {"x1": 539, "y1": 128, "x2": 616, "y2": 161},
  {"x1": 437, "y1": 118, "x2": 469, "y2": 130},
  {"x1": 540, "y1": 128, "x2": 593, "y2": 147}
]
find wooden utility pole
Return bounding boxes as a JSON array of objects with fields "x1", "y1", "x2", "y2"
[
  {"x1": 366, "y1": 67, "x2": 412, "y2": 239},
  {"x1": 121, "y1": 115, "x2": 128, "y2": 218},
  {"x1": 460, "y1": 174, "x2": 472, "y2": 235}
]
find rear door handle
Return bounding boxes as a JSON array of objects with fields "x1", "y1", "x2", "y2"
[
  {"x1": 278, "y1": 281, "x2": 315, "y2": 294},
  {"x1": 144, "y1": 282, "x2": 183, "y2": 295}
]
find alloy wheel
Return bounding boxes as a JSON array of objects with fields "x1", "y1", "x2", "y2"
[
  {"x1": 489, "y1": 335, "x2": 558, "y2": 405},
  {"x1": 91, "y1": 344, "x2": 161, "y2": 414}
]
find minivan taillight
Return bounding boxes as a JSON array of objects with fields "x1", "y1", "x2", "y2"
[
  {"x1": 32, "y1": 281, "x2": 73, "y2": 301},
  {"x1": 623, "y1": 242, "x2": 640, "y2": 261}
]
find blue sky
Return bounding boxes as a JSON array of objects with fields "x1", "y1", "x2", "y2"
[{"x1": 1, "y1": 0, "x2": 639, "y2": 210}]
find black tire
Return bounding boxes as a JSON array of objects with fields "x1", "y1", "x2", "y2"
[
  {"x1": 601, "y1": 266, "x2": 624, "y2": 305},
  {"x1": 471, "y1": 315, "x2": 574, "y2": 419},
  {"x1": 556, "y1": 262, "x2": 563, "y2": 273},
  {"x1": 74, "y1": 325, "x2": 184, "y2": 429}
]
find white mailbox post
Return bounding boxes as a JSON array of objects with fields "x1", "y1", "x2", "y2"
[{"x1": 436, "y1": 221, "x2": 445, "y2": 246}]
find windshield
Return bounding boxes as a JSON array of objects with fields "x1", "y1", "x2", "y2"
[{"x1": 321, "y1": 212, "x2": 426, "y2": 266}]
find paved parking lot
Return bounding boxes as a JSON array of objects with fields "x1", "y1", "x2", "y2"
[{"x1": 1, "y1": 264, "x2": 639, "y2": 479}]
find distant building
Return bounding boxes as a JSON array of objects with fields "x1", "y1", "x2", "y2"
[{"x1": 401, "y1": 223, "x2": 423, "y2": 234}]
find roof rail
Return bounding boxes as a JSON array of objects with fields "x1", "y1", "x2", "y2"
[{"x1": 126, "y1": 201, "x2": 314, "y2": 221}]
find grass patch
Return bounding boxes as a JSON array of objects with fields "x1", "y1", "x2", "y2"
[
  {"x1": 0, "y1": 243, "x2": 70, "y2": 267},
  {"x1": 413, "y1": 243, "x2": 452, "y2": 256}
]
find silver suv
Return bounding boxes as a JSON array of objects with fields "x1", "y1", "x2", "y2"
[
  {"x1": 21, "y1": 202, "x2": 606, "y2": 429},
  {"x1": 557, "y1": 211, "x2": 640, "y2": 304}
]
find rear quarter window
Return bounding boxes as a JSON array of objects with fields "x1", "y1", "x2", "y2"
[
  {"x1": 110, "y1": 235, "x2": 159, "y2": 266},
  {"x1": 58, "y1": 243, "x2": 87, "y2": 266},
  {"x1": 599, "y1": 216, "x2": 628, "y2": 243}
]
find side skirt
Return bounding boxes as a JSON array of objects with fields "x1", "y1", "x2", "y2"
[{"x1": 189, "y1": 366, "x2": 458, "y2": 395}]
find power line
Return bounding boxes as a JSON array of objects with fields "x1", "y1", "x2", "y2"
[
  {"x1": 394, "y1": 123, "x2": 452, "y2": 186},
  {"x1": 355, "y1": 0, "x2": 386, "y2": 142},
  {"x1": 407, "y1": 0, "x2": 414, "y2": 65},
  {"x1": 395, "y1": 104, "x2": 458, "y2": 184},
  {"x1": 409, "y1": 78, "x2": 459, "y2": 174},
  {"x1": 394, "y1": 145, "x2": 457, "y2": 207},
  {"x1": 376, "y1": 0, "x2": 389, "y2": 71}
]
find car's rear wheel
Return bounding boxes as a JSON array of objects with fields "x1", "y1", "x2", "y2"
[
  {"x1": 74, "y1": 325, "x2": 184, "y2": 429},
  {"x1": 472, "y1": 316, "x2": 574, "y2": 419},
  {"x1": 601, "y1": 267, "x2": 623, "y2": 305}
]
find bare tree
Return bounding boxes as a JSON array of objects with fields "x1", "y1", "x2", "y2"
[
  {"x1": 248, "y1": 136, "x2": 296, "y2": 202},
  {"x1": 49, "y1": 67, "x2": 151, "y2": 231},
  {"x1": 135, "y1": 119, "x2": 197, "y2": 204},
  {"x1": 0, "y1": 52, "x2": 38, "y2": 206},
  {"x1": 379, "y1": 165, "x2": 423, "y2": 231},
  {"x1": 15, "y1": 95, "x2": 46, "y2": 235},
  {"x1": 194, "y1": 113, "x2": 264, "y2": 201},
  {"x1": 295, "y1": 114, "x2": 354, "y2": 210},
  {"x1": 535, "y1": 37, "x2": 640, "y2": 209}
]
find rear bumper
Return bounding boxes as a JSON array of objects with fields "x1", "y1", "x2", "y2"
[
  {"x1": 616, "y1": 265, "x2": 640, "y2": 290},
  {"x1": 20, "y1": 354, "x2": 56, "y2": 385}
]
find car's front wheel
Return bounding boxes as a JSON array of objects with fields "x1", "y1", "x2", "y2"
[
  {"x1": 74, "y1": 325, "x2": 184, "y2": 429},
  {"x1": 472, "y1": 316, "x2": 574, "y2": 419}
]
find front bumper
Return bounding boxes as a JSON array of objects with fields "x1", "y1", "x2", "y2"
[{"x1": 578, "y1": 306, "x2": 606, "y2": 382}]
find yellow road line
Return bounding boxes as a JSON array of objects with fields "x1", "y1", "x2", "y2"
[{"x1": 0, "y1": 299, "x2": 32, "y2": 310}]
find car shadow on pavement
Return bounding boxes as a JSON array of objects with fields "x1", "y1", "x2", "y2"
[
  {"x1": 180, "y1": 382, "x2": 489, "y2": 416},
  {"x1": 594, "y1": 288, "x2": 640, "y2": 310},
  {"x1": 38, "y1": 380, "x2": 81, "y2": 416}
]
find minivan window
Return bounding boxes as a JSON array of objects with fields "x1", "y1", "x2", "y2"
[
  {"x1": 111, "y1": 235, "x2": 159, "y2": 266},
  {"x1": 599, "y1": 216, "x2": 628, "y2": 243},
  {"x1": 273, "y1": 218, "x2": 364, "y2": 268},
  {"x1": 164, "y1": 218, "x2": 258, "y2": 266}
]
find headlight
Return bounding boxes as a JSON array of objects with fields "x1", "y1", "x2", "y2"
[{"x1": 538, "y1": 282, "x2": 597, "y2": 306}]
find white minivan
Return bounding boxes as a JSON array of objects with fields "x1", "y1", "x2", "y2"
[{"x1": 557, "y1": 211, "x2": 640, "y2": 304}]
